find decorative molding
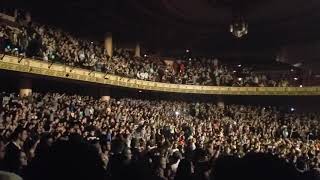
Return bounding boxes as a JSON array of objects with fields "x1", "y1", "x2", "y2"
[{"x1": 0, "y1": 55, "x2": 320, "y2": 95}]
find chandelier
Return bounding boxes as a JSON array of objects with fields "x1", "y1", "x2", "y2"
[{"x1": 229, "y1": 17, "x2": 248, "y2": 38}]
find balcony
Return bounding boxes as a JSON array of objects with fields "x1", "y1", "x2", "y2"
[{"x1": 1, "y1": 55, "x2": 320, "y2": 96}]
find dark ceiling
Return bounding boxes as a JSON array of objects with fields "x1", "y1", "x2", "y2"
[{"x1": 4, "y1": 0, "x2": 320, "y2": 57}]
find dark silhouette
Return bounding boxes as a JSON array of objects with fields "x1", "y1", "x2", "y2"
[
  {"x1": 175, "y1": 159, "x2": 195, "y2": 180},
  {"x1": 25, "y1": 139, "x2": 106, "y2": 180},
  {"x1": 3, "y1": 126, "x2": 27, "y2": 174}
]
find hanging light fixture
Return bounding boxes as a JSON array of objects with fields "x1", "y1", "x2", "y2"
[
  {"x1": 229, "y1": 0, "x2": 248, "y2": 39},
  {"x1": 230, "y1": 16, "x2": 248, "y2": 38}
]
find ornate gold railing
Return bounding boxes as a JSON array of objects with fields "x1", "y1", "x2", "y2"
[{"x1": 0, "y1": 55, "x2": 320, "y2": 95}]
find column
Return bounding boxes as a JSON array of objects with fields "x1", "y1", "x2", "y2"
[
  {"x1": 99, "y1": 88, "x2": 111, "y2": 102},
  {"x1": 104, "y1": 33, "x2": 113, "y2": 57},
  {"x1": 217, "y1": 96, "x2": 225, "y2": 108},
  {"x1": 134, "y1": 42, "x2": 141, "y2": 57},
  {"x1": 19, "y1": 78, "x2": 32, "y2": 97}
]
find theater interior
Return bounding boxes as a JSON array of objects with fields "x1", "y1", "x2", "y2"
[{"x1": 0, "y1": 1, "x2": 320, "y2": 180}]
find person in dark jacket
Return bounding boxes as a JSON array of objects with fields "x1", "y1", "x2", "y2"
[
  {"x1": 3, "y1": 126, "x2": 28, "y2": 174},
  {"x1": 175, "y1": 159, "x2": 195, "y2": 180}
]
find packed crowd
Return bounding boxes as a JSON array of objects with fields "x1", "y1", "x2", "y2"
[
  {"x1": 0, "y1": 20, "x2": 299, "y2": 87},
  {"x1": 0, "y1": 91, "x2": 319, "y2": 179}
]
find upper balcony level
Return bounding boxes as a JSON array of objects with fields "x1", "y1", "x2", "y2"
[{"x1": 0, "y1": 21, "x2": 312, "y2": 87}]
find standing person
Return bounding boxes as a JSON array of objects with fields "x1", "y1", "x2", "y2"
[
  {"x1": 175, "y1": 159, "x2": 195, "y2": 180},
  {"x1": 3, "y1": 126, "x2": 28, "y2": 174}
]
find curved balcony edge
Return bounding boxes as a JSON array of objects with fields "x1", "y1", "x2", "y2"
[{"x1": 0, "y1": 55, "x2": 320, "y2": 96}]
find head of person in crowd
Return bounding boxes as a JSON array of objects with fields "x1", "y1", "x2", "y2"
[
  {"x1": 10, "y1": 126, "x2": 28, "y2": 147},
  {"x1": 34, "y1": 133, "x2": 54, "y2": 157},
  {"x1": 26, "y1": 139, "x2": 106, "y2": 180}
]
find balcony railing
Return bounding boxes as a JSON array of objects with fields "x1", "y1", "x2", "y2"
[{"x1": 0, "y1": 55, "x2": 320, "y2": 96}]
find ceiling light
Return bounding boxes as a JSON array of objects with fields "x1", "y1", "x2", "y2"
[{"x1": 230, "y1": 17, "x2": 248, "y2": 38}]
